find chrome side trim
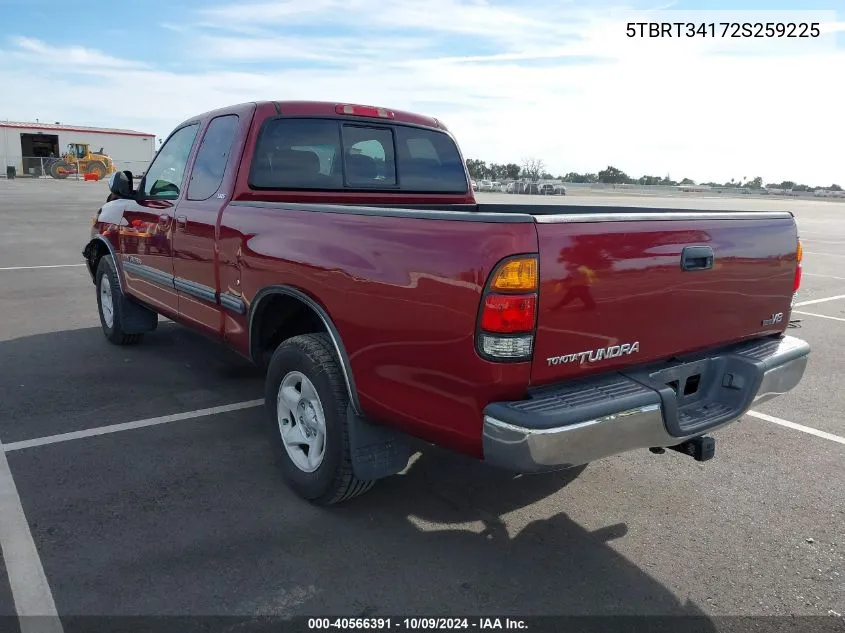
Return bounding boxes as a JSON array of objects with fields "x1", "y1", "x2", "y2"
[
  {"x1": 123, "y1": 261, "x2": 175, "y2": 289},
  {"x1": 220, "y1": 292, "x2": 246, "y2": 314},
  {"x1": 248, "y1": 286, "x2": 362, "y2": 415},
  {"x1": 174, "y1": 277, "x2": 216, "y2": 304}
]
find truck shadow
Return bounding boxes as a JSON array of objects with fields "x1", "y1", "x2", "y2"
[{"x1": 311, "y1": 446, "x2": 718, "y2": 625}]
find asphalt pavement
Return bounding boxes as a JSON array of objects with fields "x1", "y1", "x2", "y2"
[{"x1": 0, "y1": 179, "x2": 843, "y2": 630}]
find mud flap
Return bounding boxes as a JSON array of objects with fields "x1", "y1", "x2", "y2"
[
  {"x1": 347, "y1": 407, "x2": 411, "y2": 480},
  {"x1": 118, "y1": 294, "x2": 159, "y2": 334}
]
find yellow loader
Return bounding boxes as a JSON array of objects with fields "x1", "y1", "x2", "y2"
[{"x1": 49, "y1": 143, "x2": 117, "y2": 180}]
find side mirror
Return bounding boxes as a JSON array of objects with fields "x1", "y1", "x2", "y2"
[{"x1": 108, "y1": 170, "x2": 133, "y2": 198}]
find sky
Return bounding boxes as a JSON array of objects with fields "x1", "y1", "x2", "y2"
[{"x1": 0, "y1": 0, "x2": 843, "y2": 186}]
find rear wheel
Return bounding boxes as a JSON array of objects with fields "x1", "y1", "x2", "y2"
[
  {"x1": 264, "y1": 333, "x2": 375, "y2": 505},
  {"x1": 87, "y1": 161, "x2": 107, "y2": 180},
  {"x1": 95, "y1": 256, "x2": 143, "y2": 345}
]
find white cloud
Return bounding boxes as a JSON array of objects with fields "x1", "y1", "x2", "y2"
[{"x1": 0, "y1": 2, "x2": 842, "y2": 185}]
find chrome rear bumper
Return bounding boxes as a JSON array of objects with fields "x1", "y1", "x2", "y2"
[{"x1": 482, "y1": 335, "x2": 810, "y2": 473}]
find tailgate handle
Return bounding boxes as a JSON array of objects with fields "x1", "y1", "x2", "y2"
[{"x1": 681, "y1": 246, "x2": 714, "y2": 271}]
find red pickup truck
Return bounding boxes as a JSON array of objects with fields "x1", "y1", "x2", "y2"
[{"x1": 83, "y1": 100, "x2": 810, "y2": 505}]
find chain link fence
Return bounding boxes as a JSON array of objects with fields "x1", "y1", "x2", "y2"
[
  {"x1": 3, "y1": 156, "x2": 150, "y2": 181},
  {"x1": 474, "y1": 178, "x2": 845, "y2": 201}
]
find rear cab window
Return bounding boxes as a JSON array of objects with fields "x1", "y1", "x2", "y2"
[{"x1": 248, "y1": 118, "x2": 468, "y2": 194}]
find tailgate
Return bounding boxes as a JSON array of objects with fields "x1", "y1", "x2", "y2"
[{"x1": 531, "y1": 211, "x2": 799, "y2": 386}]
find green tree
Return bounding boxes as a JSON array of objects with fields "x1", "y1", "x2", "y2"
[
  {"x1": 563, "y1": 172, "x2": 585, "y2": 183},
  {"x1": 637, "y1": 175, "x2": 662, "y2": 185},
  {"x1": 598, "y1": 165, "x2": 630, "y2": 184},
  {"x1": 745, "y1": 176, "x2": 763, "y2": 189},
  {"x1": 488, "y1": 163, "x2": 508, "y2": 180},
  {"x1": 465, "y1": 159, "x2": 489, "y2": 180},
  {"x1": 679, "y1": 177, "x2": 695, "y2": 185},
  {"x1": 504, "y1": 163, "x2": 521, "y2": 180}
]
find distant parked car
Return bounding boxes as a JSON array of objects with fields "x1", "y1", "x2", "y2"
[
  {"x1": 553, "y1": 184, "x2": 567, "y2": 195},
  {"x1": 471, "y1": 180, "x2": 478, "y2": 191},
  {"x1": 539, "y1": 183, "x2": 555, "y2": 195}
]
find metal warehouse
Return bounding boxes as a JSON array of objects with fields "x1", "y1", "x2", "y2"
[{"x1": 1, "y1": 120, "x2": 156, "y2": 179}]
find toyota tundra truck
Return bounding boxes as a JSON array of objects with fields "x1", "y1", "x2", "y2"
[{"x1": 82, "y1": 100, "x2": 810, "y2": 505}]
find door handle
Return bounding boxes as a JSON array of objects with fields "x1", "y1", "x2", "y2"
[
  {"x1": 175, "y1": 215, "x2": 187, "y2": 229},
  {"x1": 681, "y1": 246, "x2": 714, "y2": 271}
]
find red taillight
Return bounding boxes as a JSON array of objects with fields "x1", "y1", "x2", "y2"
[
  {"x1": 793, "y1": 239, "x2": 803, "y2": 292},
  {"x1": 476, "y1": 254, "x2": 539, "y2": 361},
  {"x1": 335, "y1": 104, "x2": 395, "y2": 119},
  {"x1": 480, "y1": 294, "x2": 537, "y2": 333}
]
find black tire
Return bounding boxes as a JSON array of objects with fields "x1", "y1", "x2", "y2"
[
  {"x1": 95, "y1": 256, "x2": 143, "y2": 345},
  {"x1": 87, "y1": 161, "x2": 107, "y2": 179},
  {"x1": 264, "y1": 333, "x2": 375, "y2": 505},
  {"x1": 49, "y1": 161, "x2": 70, "y2": 179}
]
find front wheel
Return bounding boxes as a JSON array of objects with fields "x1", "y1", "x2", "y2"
[
  {"x1": 95, "y1": 256, "x2": 144, "y2": 345},
  {"x1": 264, "y1": 333, "x2": 375, "y2": 505},
  {"x1": 49, "y1": 161, "x2": 70, "y2": 179}
]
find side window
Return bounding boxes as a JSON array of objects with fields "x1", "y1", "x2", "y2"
[
  {"x1": 341, "y1": 125, "x2": 395, "y2": 186},
  {"x1": 142, "y1": 123, "x2": 200, "y2": 199},
  {"x1": 249, "y1": 119, "x2": 343, "y2": 190},
  {"x1": 405, "y1": 137, "x2": 439, "y2": 161},
  {"x1": 187, "y1": 115, "x2": 239, "y2": 201}
]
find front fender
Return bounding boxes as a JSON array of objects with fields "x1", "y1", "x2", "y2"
[{"x1": 83, "y1": 231, "x2": 125, "y2": 293}]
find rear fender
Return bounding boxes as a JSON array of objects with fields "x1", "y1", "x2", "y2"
[
  {"x1": 249, "y1": 285, "x2": 412, "y2": 480},
  {"x1": 249, "y1": 285, "x2": 361, "y2": 413}
]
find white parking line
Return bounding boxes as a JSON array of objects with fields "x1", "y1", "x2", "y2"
[
  {"x1": 0, "y1": 264, "x2": 85, "y2": 271},
  {"x1": 0, "y1": 440, "x2": 64, "y2": 632},
  {"x1": 2, "y1": 394, "x2": 843, "y2": 458},
  {"x1": 2, "y1": 399, "x2": 264, "y2": 452},
  {"x1": 747, "y1": 411, "x2": 845, "y2": 446},
  {"x1": 804, "y1": 251, "x2": 845, "y2": 259},
  {"x1": 804, "y1": 273, "x2": 845, "y2": 281},
  {"x1": 795, "y1": 294, "x2": 845, "y2": 307},
  {"x1": 794, "y1": 310, "x2": 845, "y2": 323}
]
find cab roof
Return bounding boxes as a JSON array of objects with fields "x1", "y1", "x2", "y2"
[{"x1": 179, "y1": 100, "x2": 447, "y2": 132}]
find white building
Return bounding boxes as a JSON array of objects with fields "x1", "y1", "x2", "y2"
[{"x1": 1, "y1": 120, "x2": 156, "y2": 177}]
